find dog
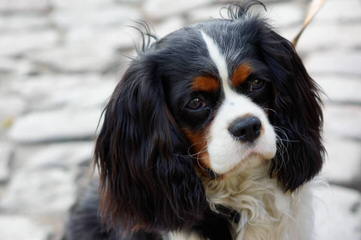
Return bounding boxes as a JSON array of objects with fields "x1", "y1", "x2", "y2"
[{"x1": 65, "y1": 2, "x2": 324, "y2": 240}]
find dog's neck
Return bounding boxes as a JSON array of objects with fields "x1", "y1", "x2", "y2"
[{"x1": 202, "y1": 158, "x2": 297, "y2": 239}]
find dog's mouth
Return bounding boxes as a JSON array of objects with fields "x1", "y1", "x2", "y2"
[{"x1": 217, "y1": 150, "x2": 274, "y2": 179}]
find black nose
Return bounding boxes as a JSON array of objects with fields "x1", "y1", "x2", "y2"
[{"x1": 228, "y1": 116, "x2": 262, "y2": 142}]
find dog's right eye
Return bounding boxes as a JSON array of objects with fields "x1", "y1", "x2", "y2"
[
  {"x1": 186, "y1": 97, "x2": 207, "y2": 110},
  {"x1": 248, "y1": 78, "x2": 266, "y2": 92}
]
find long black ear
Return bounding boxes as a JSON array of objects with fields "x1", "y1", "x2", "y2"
[
  {"x1": 261, "y1": 31, "x2": 325, "y2": 191},
  {"x1": 94, "y1": 56, "x2": 207, "y2": 232}
]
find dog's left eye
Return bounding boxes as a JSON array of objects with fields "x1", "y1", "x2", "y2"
[
  {"x1": 185, "y1": 97, "x2": 207, "y2": 110},
  {"x1": 249, "y1": 79, "x2": 265, "y2": 92}
]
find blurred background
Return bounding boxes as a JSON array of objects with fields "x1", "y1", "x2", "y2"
[{"x1": 0, "y1": 0, "x2": 360, "y2": 239}]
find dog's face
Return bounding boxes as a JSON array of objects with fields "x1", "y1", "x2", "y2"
[
  {"x1": 95, "y1": 3, "x2": 324, "y2": 233},
  {"x1": 164, "y1": 25, "x2": 277, "y2": 176}
]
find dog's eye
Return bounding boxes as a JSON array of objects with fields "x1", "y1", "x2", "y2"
[
  {"x1": 249, "y1": 79, "x2": 265, "y2": 91},
  {"x1": 186, "y1": 97, "x2": 206, "y2": 110}
]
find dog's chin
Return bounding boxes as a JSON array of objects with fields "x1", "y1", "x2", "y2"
[{"x1": 210, "y1": 148, "x2": 276, "y2": 179}]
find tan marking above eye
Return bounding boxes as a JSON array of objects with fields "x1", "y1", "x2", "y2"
[
  {"x1": 192, "y1": 76, "x2": 220, "y2": 92},
  {"x1": 231, "y1": 63, "x2": 252, "y2": 87}
]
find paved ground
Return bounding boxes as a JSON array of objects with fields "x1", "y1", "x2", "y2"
[{"x1": 0, "y1": 0, "x2": 360, "y2": 239}]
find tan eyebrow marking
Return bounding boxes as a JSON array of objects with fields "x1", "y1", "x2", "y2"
[
  {"x1": 192, "y1": 76, "x2": 220, "y2": 92},
  {"x1": 231, "y1": 63, "x2": 252, "y2": 87}
]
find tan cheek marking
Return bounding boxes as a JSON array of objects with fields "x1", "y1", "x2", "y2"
[
  {"x1": 183, "y1": 129, "x2": 211, "y2": 170},
  {"x1": 231, "y1": 63, "x2": 252, "y2": 88},
  {"x1": 192, "y1": 76, "x2": 219, "y2": 92}
]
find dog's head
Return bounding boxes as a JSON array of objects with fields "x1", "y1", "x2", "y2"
[{"x1": 95, "y1": 2, "x2": 324, "y2": 233}]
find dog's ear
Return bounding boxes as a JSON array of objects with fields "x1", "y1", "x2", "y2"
[
  {"x1": 95, "y1": 56, "x2": 207, "y2": 232},
  {"x1": 261, "y1": 31, "x2": 325, "y2": 191}
]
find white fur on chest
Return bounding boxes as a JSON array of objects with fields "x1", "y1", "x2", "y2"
[{"x1": 203, "y1": 163, "x2": 315, "y2": 240}]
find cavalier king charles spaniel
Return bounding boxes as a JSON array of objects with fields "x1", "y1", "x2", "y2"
[{"x1": 66, "y1": 2, "x2": 324, "y2": 240}]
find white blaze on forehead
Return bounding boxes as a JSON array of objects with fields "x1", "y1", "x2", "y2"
[{"x1": 200, "y1": 31, "x2": 229, "y2": 89}]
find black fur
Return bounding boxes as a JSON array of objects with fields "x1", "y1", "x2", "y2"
[
  {"x1": 260, "y1": 31, "x2": 324, "y2": 191},
  {"x1": 65, "y1": 182, "x2": 163, "y2": 240},
  {"x1": 94, "y1": 57, "x2": 208, "y2": 232}
]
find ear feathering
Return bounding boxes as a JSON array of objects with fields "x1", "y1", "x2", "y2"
[
  {"x1": 94, "y1": 56, "x2": 207, "y2": 233},
  {"x1": 260, "y1": 30, "x2": 325, "y2": 191}
]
